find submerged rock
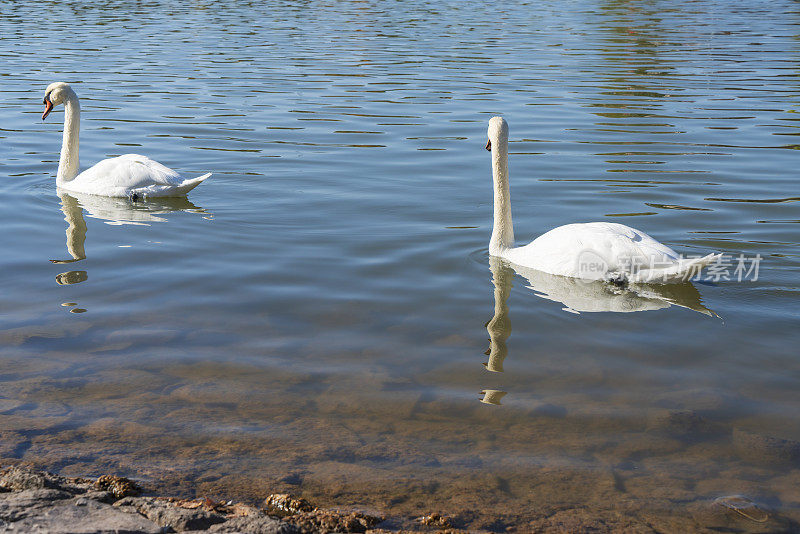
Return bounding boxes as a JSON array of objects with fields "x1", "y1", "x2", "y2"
[
  {"x1": 266, "y1": 492, "x2": 381, "y2": 533},
  {"x1": 0, "y1": 400, "x2": 24, "y2": 414},
  {"x1": 688, "y1": 494, "x2": 799, "y2": 533},
  {"x1": 733, "y1": 429, "x2": 800, "y2": 466},
  {"x1": 266, "y1": 493, "x2": 315, "y2": 515},
  {"x1": 285, "y1": 508, "x2": 381, "y2": 533},
  {"x1": 654, "y1": 388, "x2": 741, "y2": 419},
  {"x1": 0, "y1": 465, "x2": 72, "y2": 492},
  {"x1": 647, "y1": 409, "x2": 722, "y2": 441},
  {"x1": 415, "y1": 512, "x2": 453, "y2": 528},
  {"x1": 95, "y1": 474, "x2": 141, "y2": 498}
]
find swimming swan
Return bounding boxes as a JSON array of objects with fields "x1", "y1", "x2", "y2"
[
  {"x1": 42, "y1": 82, "x2": 211, "y2": 198},
  {"x1": 485, "y1": 116, "x2": 719, "y2": 284}
]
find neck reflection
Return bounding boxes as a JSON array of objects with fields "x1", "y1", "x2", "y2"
[
  {"x1": 485, "y1": 256, "x2": 513, "y2": 373},
  {"x1": 52, "y1": 192, "x2": 87, "y2": 265}
]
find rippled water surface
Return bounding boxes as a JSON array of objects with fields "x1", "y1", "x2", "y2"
[{"x1": 2, "y1": 1, "x2": 800, "y2": 531}]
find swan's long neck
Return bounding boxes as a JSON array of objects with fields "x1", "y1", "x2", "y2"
[
  {"x1": 57, "y1": 93, "x2": 80, "y2": 184},
  {"x1": 490, "y1": 133, "x2": 514, "y2": 255}
]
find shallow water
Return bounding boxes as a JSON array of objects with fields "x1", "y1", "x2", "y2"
[{"x1": 1, "y1": 0, "x2": 799, "y2": 531}]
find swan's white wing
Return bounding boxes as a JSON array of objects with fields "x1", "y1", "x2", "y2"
[
  {"x1": 62, "y1": 154, "x2": 210, "y2": 197},
  {"x1": 67, "y1": 154, "x2": 182, "y2": 195},
  {"x1": 505, "y1": 222, "x2": 680, "y2": 279}
]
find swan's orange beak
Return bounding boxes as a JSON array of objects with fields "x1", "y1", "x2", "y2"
[
  {"x1": 42, "y1": 98, "x2": 53, "y2": 121},
  {"x1": 485, "y1": 139, "x2": 492, "y2": 151}
]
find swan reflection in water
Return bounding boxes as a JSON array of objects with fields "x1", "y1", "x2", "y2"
[
  {"x1": 52, "y1": 190, "x2": 208, "y2": 285},
  {"x1": 482, "y1": 256, "x2": 716, "y2": 403}
]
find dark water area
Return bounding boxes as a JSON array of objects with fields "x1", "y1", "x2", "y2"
[{"x1": 1, "y1": 1, "x2": 799, "y2": 531}]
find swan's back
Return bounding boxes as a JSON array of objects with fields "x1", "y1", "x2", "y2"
[
  {"x1": 505, "y1": 222, "x2": 680, "y2": 279},
  {"x1": 66, "y1": 154, "x2": 209, "y2": 197},
  {"x1": 76, "y1": 154, "x2": 180, "y2": 188}
]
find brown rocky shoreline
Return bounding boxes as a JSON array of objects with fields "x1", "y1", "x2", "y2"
[
  {"x1": 2, "y1": 461, "x2": 798, "y2": 533},
  {"x1": 0, "y1": 465, "x2": 462, "y2": 534}
]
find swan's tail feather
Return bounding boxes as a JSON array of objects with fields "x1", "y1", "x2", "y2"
[
  {"x1": 636, "y1": 253, "x2": 722, "y2": 283},
  {"x1": 177, "y1": 173, "x2": 211, "y2": 194}
]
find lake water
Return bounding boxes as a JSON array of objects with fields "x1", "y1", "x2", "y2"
[{"x1": 1, "y1": 1, "x2": 799, "y2": 531}]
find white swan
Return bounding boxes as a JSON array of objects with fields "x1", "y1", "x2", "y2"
[
  {"x1": 486, "y1": 116, "x2": 720, "y2": 284},
  {"x1": 42, "y1": 82, "x2": 211, "y2": 198}
]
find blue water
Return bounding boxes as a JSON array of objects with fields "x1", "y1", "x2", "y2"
[{"x1": 1, "y1": 1, "x2": 799, "y2": 530}]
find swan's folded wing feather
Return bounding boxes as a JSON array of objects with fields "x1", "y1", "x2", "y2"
[
  {"x1": 509, "y1": 222, "x2": 681, "y2": 278},
  {"x1": 71, "y1": 154, "x2": 184, "y2": 195}
]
